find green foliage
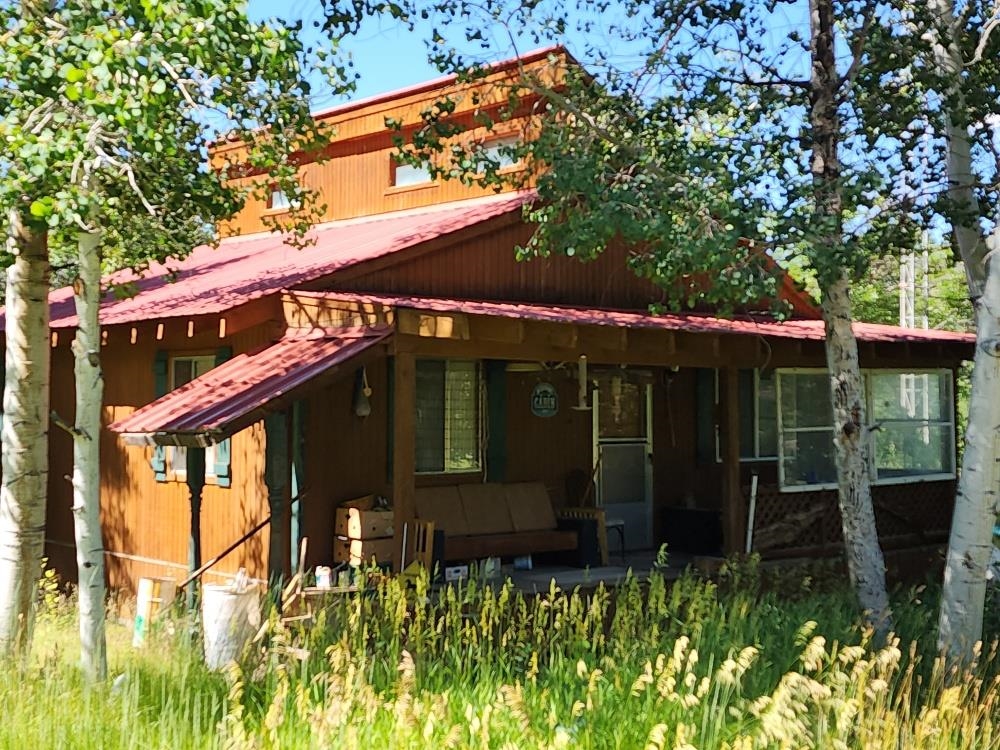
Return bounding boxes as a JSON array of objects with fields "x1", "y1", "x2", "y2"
[
  {"x1": 0, "y1": 0, "x2": 353, "y2": 275},
  {"x1": 323, "y1": 0, "x2": 936, "y2": 314},
  {"x1": 9, "y1": 568, "x2": 1000, "y2": 748}
]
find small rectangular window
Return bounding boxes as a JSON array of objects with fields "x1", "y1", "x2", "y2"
[
  {"x1": 476, "y1": 135, "x2": 521, "y2": 172},
  {"x1": 168, "y1": 354, "x2": 217, "y2": 479},
  {"x1": 391, "y1": 160, "x2": 433, "y2": 187},
  {"x1": 268, "y1": 188, "x2": 291, "y2": 211},
  {"x1": 415, "y1": 359, "x2": 480, "y2": 473}
]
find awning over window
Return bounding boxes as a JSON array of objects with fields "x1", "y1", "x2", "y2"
[{"x1": 110, "y1": 328, "x2": 391, "y2": 447}]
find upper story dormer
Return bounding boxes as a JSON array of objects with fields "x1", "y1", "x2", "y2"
[{"x1": 210, "y1": 47, "x2": 569, "y2": 238}]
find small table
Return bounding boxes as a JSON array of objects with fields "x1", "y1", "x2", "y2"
[{"x1": 605, "y1": 518, "x2": 626, "y2": 562}]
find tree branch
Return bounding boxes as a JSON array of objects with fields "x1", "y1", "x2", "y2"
[
  {"x1": 839, "y1": 2, "x2": 878, "y2": 89},
  {"x1": 968, "y1": 0, "x2": 1000, "y2": 66}
]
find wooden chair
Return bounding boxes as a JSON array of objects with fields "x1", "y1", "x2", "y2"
[{"x1": 405, "y1": 519, "x2": 436, "y2": 574}]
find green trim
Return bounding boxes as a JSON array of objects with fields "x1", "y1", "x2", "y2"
[
  {"x1": 151, "y1": 350, "x2": 169, "y2": 482},
  {"x1": 485, "y1": 360, "x2": 507, "y2": 481}
]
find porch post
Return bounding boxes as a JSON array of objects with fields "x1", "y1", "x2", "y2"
[
  {"x1": 721, "y1": 367, "x2": 743, "y2": 556},
  {"x1": 264, "y1": 412, "x2": 290, "y2": 584},
  {"x1": 185, "y1": 447, "x2": 206, "y2": 613},
  {"x1": 392, "y1": 352, "x2": 416, "y2": 572}
]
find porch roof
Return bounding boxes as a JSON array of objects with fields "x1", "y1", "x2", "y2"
[
  {"x1": 109, "y1": 327, "x2": 391, "y2": 447},
  {"x1": 302, "y1": 291, "x2": 977, "y2": 346}
]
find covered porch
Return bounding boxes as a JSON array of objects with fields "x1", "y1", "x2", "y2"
[{"x1": 108, "y1": 288, "x2": 972, "y2": 587}]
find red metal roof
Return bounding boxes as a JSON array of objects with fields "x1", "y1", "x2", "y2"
[
  {"x1": 3, "y1": 190, "x2": 532, "y2": 331},
  {"x1": 298, "y1": 290, "x2": 976, "y2": 346},
  {"x1": 109, "y1": 328, "x2": 391, "y2": 445}
]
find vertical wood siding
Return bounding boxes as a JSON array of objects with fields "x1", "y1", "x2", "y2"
[
  {"x1": 333, "y1": 222, "x2": 667, "y2": 311},
  {"x1": 46, "y1": 320, "x2": 276, "y2": 593}
]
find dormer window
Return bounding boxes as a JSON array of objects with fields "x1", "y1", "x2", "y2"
[
  {"x1": 267, "y1": 186, "x2": 298, "y2": 212},
  {"x1": 477, "y1": 135, "x2": 521, "y2": 172},
  {"x1": 391, "y1": 159, "x2": 433, "y2": 187}
]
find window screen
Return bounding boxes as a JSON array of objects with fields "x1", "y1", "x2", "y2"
[{"x1": 415, "y1": 359, "x2": 480, "y2": 473}]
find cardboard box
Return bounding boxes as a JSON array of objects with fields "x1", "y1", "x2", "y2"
[
  {"x1": 444, "y1": 564, "x2": 468, "y2": 582},
  {"x1": 335, "y1": 507, "x2": 394, "y2": 540},
  {"x1": 333, "y1": 536, "x2": 395, "y2": 567},
  {"x1": 340, "y1": 494, "x2": 376, "y2": 511}
]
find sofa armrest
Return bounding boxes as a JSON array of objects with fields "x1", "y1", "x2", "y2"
[{"x1": 558, "y1": 507, "x2": 608, "y2": 566}]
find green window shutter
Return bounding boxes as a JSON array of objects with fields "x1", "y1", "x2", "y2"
[
  {"x1": 214, "y1": 346, "x2": 234, "y2": 487},
  {"x1": 485, "y1": 360, "x2": 507, "y2": 481},
  {"x1": 151, "y1": 350, "x2": 169, "y2": 482}
]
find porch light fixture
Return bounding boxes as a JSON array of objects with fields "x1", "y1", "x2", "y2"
[{"x1": 353, "y1": 367, "x2": 373, "y2": 418}]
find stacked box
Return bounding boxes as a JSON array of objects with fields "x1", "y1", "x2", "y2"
[{"x1": 333, "y1": 505, "x2": 394, "y2": 566}]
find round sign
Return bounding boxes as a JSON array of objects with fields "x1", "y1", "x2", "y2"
[{"x1": 531, "y1": 382, "x2": 559, "y2": 417}]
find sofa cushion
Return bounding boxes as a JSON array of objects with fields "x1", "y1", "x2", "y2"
[
  {"x1": 505, "y1": 482, "x2": 558, "y2": 532},
  {"x1": 458, "y1": 484, "x2": 514, "y2": 535},
  {"x1": 414, "y1": 486, "x2": 470, "y2": 537}
]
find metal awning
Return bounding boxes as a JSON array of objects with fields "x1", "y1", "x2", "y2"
[{"x1": 109, "y1": 328, "x2": 391, "y2": 447}]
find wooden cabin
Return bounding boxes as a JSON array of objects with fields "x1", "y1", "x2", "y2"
[{"x1": 17, "y1": 48, "x2": 972, "y2": 591}]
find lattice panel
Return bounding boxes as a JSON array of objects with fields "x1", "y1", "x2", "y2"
[{"x1": 749, "y1": 480, "x2": 955, "y2": 554}]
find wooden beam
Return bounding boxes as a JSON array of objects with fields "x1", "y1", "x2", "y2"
[
  {"x1": 721, "y1": 367, "x2": 743, "y2": 556},
  {"x1": 392, "y1": 352, "x2": 417, "y2": 573}
]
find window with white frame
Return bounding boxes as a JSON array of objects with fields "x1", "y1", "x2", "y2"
[
  {"x1": 476, "y1": 135, "x2": 521, "y2": 173},
  {"x1": 391, "y1": 158, "x2": 433, "y2": 187},
  {"x1": 168, "y1": 355, "x2": 217, "y2": 478},
  {"x1": 777, "y1": 371, "x2": 838, "y2": 488},
  {"x1": 695, "y1": 368, "x2": 777, "y2": 464},
  {"x1": 776, "y1": 369, "x2": 955, "y2": 491},
  {"x1": 869, "y1": 371, "x2": 954, "y2": 482},
  {"x1": 415, "y1": 359, "x2": 481, "y2": 473},
  {"x1": 739, "y1": 369, "x2": 778, "y2": 460}
]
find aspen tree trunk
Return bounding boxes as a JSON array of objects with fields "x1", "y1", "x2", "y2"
[
  {"x1": 0, "y1": 210, "x2": 51, "y2": 658},
  {"x1": 822, "y1": 277, "x2": 892, "y2": 627},
  {"x1": 939, "y1": 244, "x2": 1000, "y2": 658},
  {"x1": 72, "y1": 230, "x2": 107, "y2": 681},
  {"x1": 924, "y1": 0, "x2": 1000, "y2": 659},
  {"x1": 809, "y1": 0, "x2": 891, "y2": 628}
]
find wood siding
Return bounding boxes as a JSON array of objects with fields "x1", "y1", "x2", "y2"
[
  {"x1": 330, "y1": 221, "x2": 669, "y2": 311},
  {"x1": 214, "y1": 51, "x2": 566, "y2": 237},
  {"x1": 46, "y1": 318, "x2": 278, "y2": 593}
]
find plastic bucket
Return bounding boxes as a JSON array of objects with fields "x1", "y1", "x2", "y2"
[
  {"x1": 132, "y1": 577, "x2": 177, "y2": 647},
  {"x1": 201, "y1": 584, "x2": 260, "y2": 670}
]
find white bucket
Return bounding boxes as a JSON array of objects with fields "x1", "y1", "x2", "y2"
[
  {"x1": 201, "y1": 583, "x2": 260, "y2": 670},
  {"x1": 132, "y1": 577, "x2": 177, "y2": 647}
]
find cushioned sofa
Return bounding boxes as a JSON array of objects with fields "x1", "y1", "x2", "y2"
[{"x1": 414, "y1": 482, "x2": 589, "y2": 562}]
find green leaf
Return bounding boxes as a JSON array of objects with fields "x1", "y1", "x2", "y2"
[{"x1": 29, "y1": 200, "x2": 52, "y2": 218}]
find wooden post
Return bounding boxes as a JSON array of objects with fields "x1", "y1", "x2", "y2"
[
  {"x1": 392, "y1": 353, "x2": 416, "y2": 572},
  {"x1": 264, "y1": 412, "x2": 290, "y2": 584},
  {"x1": 185, "y1": 447, "x2": 206, "y2": 613},
  {"x1": 721, "y1": 368, "x2": 743, "y2": 556}
]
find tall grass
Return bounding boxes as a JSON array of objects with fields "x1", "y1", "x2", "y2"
[{"x1": 5, "y1": 561, "x2": 1000, "y2": 749}]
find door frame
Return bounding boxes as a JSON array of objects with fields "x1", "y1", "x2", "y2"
[{"x1": 592, "y1": 380, "x2": 654, "y2": 549}]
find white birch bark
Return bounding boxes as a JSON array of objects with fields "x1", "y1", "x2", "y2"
[
  {"x1": 939, "y1": 240, "x2": 1000, "y2": 658},
  {"x1": 823, "y1": 276, "x2": 892, "y2": 629},
  {"x1": 924, "y1": 0, "x2": 1000, "y2": 659},
  {"x1": 809, "y1": 0, "x2": 891, "y2": 630},
  {"x1": 72, "y1": 230, "x2": 107, "y2": 681},
  {"x1": 0, "y1": 210, "x2": 50, "y2": 658}
]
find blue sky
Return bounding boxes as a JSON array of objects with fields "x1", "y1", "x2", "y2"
[{"x1": 247, "y1": 1, "x2": 539, "y2": 111}]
